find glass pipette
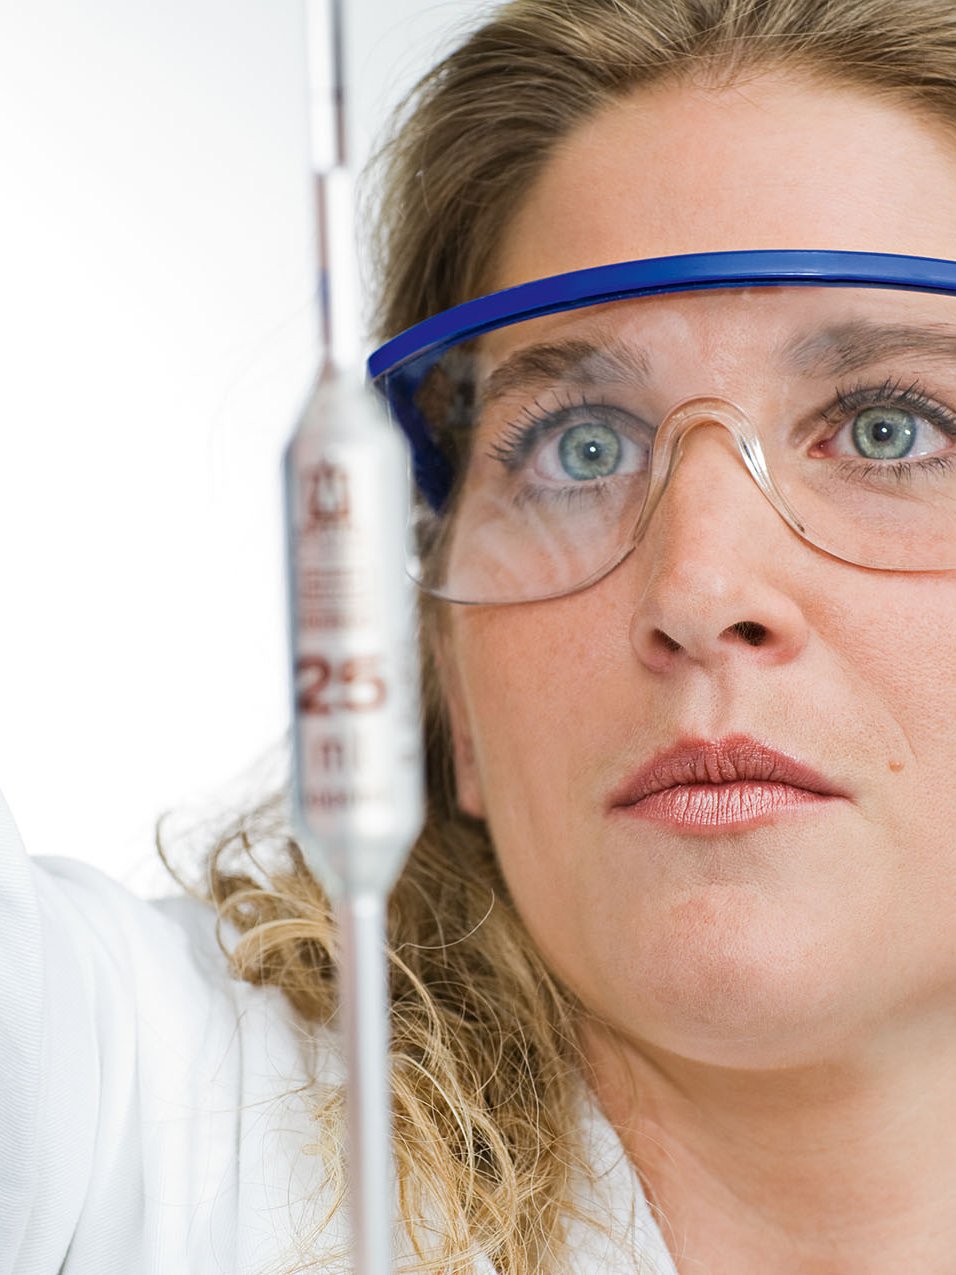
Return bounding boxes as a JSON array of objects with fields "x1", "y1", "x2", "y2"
[{"x1": 284, "y1": 3, "x2": 424, "y2": 1270}]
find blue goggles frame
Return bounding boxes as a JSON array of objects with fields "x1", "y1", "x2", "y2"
[{"x1": 367, "y1": 249, "x2": 956, "y2": 511}]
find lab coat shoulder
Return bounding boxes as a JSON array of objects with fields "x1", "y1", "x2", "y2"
[{"x1": 0, "y1": 789, "x2": 346, "y2": 1275}]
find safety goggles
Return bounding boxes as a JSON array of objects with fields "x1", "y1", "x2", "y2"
[{"x1": 369, "y1": 251, "x2": 956, "y2": 605}]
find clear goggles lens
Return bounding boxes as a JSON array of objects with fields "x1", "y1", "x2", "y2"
[{"x1": 376, "y1": 283, "x2": 956, "y2": 604}]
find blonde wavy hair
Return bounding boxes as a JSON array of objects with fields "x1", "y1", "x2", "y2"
[{"x1": 167, "y1": 1, "x2": 956, "y2": 1270}]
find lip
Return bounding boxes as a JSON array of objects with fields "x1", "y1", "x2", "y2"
[{"x1": 608, "y1": 734, "x2": 845, "y2": 832}]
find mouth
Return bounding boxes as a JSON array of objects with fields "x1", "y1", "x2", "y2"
[{"x1": 608, "y1": 734, "x2": 846, "y2": 832}]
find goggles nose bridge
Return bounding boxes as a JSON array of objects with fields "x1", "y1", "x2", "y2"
[{"x1": 632, "y1": 396, "x2": 808, "y2": 548}]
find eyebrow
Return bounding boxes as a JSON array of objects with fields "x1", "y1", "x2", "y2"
[
  {"x1": 475, "y1": 318, "x2": 956, "y2": 405},
  {"x1": 782, "y1": 320, "x2": 956, "y2": 377},
  {"x1": 478, "y1": 337, "x2": 651, "y2": 407}
]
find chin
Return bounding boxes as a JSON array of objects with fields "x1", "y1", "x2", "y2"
[{"x1": 580, "y1": 893, "x2": 879, "y2": 1072}]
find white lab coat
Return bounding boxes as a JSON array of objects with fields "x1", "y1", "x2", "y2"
[{"x1": 0, "y1": 791, "x2": 675, "y2": 1274}]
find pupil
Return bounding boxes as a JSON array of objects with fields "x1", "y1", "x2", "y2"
[{"x1": 871, "y1": 421, "x2": 894, "y2": 443}]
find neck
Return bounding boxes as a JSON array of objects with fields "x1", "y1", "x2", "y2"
[{"x1": 580, "y1": 1007, "x2": 956, "y2": 1274}]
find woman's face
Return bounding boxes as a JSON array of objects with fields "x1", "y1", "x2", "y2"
[{"x1": 441, "y1": 73, "x2": 956, "y2": 1070}]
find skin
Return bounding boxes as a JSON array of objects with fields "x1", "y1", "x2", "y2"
[{"x1": 440, "y1": 74, "x2": 956, "y2": 1272}]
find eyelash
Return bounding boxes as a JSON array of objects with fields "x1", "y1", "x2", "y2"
[
  {"x1": 824, "y1": 376, "x2": 956, "y2": 438},
  {"x1": 487, "y1": 394, "x2": 630, "y2": 470},
  {"x1": 487, "y1": 378, "x2": 956, "y2": 478}
]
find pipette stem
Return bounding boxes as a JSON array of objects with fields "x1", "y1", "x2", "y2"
[
  {"x1": 340, "y1": 890, "x2": 394, "y2": 1275},
  {"x1": 329, "y1": 0, "x2": 348, "y2": 168},
  {"x1": 305, "y1": 0, "x2": 361, "y2": 373}
]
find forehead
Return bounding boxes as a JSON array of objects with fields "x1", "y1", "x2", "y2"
[{"x1": 491, "y1": 73, "x2": 956, "y2": 290}]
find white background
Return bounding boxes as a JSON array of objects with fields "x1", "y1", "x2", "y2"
[{"x1": 0, "y1": 0, "x2": 487, "y2": 891}]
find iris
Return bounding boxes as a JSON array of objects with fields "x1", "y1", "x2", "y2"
[
  {"x1": 852, "y1": 407, "x2": 916, "y2": 460},
  {"x1": 558, "y1": 423, "x2": 623, "y2": 479}
]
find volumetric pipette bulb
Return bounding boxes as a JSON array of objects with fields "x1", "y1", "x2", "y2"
[{"x1": 285, "y1": 369, "x2": 424, "y2": 900}]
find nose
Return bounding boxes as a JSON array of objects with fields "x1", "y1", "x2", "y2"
[{"x1": 628, "y1": 421, "x2": 811, "y2": 672}]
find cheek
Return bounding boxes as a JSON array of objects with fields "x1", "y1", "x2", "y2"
[
  {"x1": 452, "y1": 594, "x2": 629, "y2": 800},
  {"x1": 447, "y1": 585, "x2": 748, "y2": 1046},
  {"x1": 448, "y1": 597, "x2": 630, "y2": 908},
  {"x1": 819, "y1": 576, "x2": 956, "y2": 765}
]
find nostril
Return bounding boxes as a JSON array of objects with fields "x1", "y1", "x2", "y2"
[
  {"x1": 728, "y1": 620, "x2": 768, "y2": 646},
  {"x1": 654, "y1": 629, "x2": 683, "y2": 653}
]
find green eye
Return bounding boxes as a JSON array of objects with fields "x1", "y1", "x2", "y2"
[
  {"x1": 852, "y1": 407, "x2": 916, "y2": 460},
  {"x1": 558, "y1": 423, "x2": 622, "y2": 479}
]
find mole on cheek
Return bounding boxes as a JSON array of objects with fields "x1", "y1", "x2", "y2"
[{"x1": 888, "y1": 759, "x2": 904, "y2": 773}]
